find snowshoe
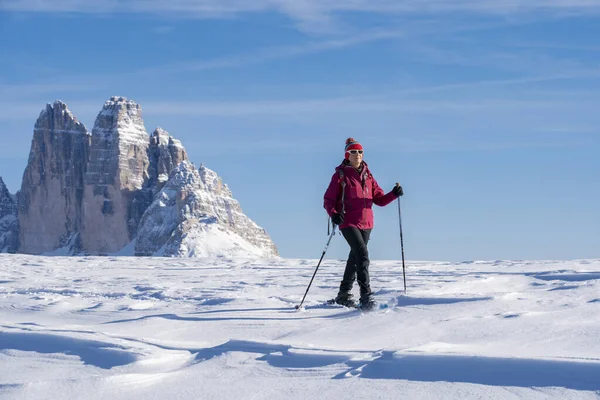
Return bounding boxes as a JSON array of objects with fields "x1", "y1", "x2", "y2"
[
  {"x1": 358, "y1": 297, "x2": 378, "y2": 312},
  {"x1": 326, "y1": 293, "x2": 358, "y2": 308}
]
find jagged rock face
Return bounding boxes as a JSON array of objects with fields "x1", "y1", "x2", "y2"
[
  {"x1": 0, "y1": 177, "x2": 19, "y2": 253},
  {"x1": 135, "y1": 161, "x2": 278, "y2": 257},
  {"x1": 81, "y1": 96, "x2": 151, "y2": 254},
  {"x1": 0, "y1": 178, "x2": 16, "y2": 219},
  {"x1": 17, "y1": 101, "x2": 90, "y2": 254},
  {"x1": 147, "y1": 127, "x2": 188, "y2": 194},
  {"x1": 9, "y1": 97, "x2": 279, "y2": 257},
  {"x1": 197, "y1": 165, "x2": 278, "y2": 254}
]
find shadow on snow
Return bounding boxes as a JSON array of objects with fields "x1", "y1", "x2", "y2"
[
  {"x1": 0, "y1": 331, "x2": 138, "y2": 369},
  {"x1": 395, "y1": 296, "x2": 492, "y2": 306},
  {"x1": 346, "y1": 352, "x2": 600, "y2": 391},
  {"x1": 190, "y1": 339, "x2": 600, "y2": 391},
  {"x1": 529, "y1": 272, "x2": 600, "y2": 282}
]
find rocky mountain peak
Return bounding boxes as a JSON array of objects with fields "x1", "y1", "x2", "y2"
[
  {"x1": 17, "y1": 101, "x2": 91, "y2": 254},
  {"x1": 100, "y1": 96, "x2": 141, "y2": 119},
  {"x1": 148, "y1": 127, "x2": 188, "y2": 192},
  {"x1": 94, "y1": 96, "x2": 147, "y2": 143},
  {"x1": 198, "y1": 164, "x2": 232, "y2": 198},
  {"x1": 0, "y1": 177, "x2": 16, "y2": 218},
  {"x1": 81, "y1": 97, "x2": 152, "y2": 253},
  {"x1": 35, "y1": 100, "x2": 88, "y2": 135},
  {"x1": 151, "y1": 127, "x2": 171, "y2": 145},
  {"x1": 0, "y1": 176, "x2": 18, "y2": 252},
  {"x1": 135, "y1": 161, "x2": 278, "y2": 258},
  {"x1": 151, "y1": 127, "x2": 185, "y2": 150},
  {"x1": 9, "y1": 97, "x2": 278, "y2": 257}
]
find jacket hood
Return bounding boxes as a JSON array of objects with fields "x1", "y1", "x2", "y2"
[{"x1": 336, "y1": 160, "x2": 371, "y2": 180}]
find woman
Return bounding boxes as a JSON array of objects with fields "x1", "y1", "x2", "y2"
[{"x1": 323, "y1": 138, "x2": 403, "y2": 310}]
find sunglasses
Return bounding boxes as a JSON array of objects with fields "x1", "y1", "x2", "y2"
[{"x1": 347, "y1": 150, "x2": 363, "y2": 155}]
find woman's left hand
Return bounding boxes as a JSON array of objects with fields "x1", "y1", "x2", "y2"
[{"x1": 392, "y1": 183, "x2": 403, "y2": 197}]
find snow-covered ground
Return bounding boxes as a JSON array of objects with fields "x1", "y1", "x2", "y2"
[{"x1": 0, "y1": 254, "x2": 599, "y2": 399}]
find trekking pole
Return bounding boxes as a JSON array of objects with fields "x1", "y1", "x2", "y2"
[
  {"x1": 295, "y1": 225, "x2": 337, "y2": 310},
  {"x1": 396, "y1": 185, "x2": 407, "y2": 293}
]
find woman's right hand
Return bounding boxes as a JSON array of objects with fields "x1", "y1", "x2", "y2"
[{"x1": 331, "y1": 213, "x2": 344, "y2": 225}]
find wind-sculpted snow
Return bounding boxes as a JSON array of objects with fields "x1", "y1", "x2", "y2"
[
  {"x1": 0, "y1": 331, "x2": 140, "y2": 369},
  {"x1": 135, "y1": 161, "x2": 277, "y2": 257},
  {"x1": 0, "y1": 255, "x2": 599, "y2": 399}
]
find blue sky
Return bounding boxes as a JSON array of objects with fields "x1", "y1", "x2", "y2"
[{"x1": 1, "y1": 1, "x2": 599, "y2": 262}]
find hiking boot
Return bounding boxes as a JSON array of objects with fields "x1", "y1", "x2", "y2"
[
  {"x1": 358, "y1": 297, "x2": 377, "y2": 311},
  {"x1": 335, "y1": 293, "x2": 357, "y2": 308}
]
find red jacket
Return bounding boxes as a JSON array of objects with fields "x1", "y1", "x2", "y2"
[{"x1": 323, "y1": 160, "x2": 398, "y2": 230}]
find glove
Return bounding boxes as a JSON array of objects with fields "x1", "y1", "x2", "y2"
[
  {"x1": 331, "y1": 213, "x2": 344, "y2": 225},
  {"x1": 393, "y1": 184, "x2": 404, "y2": 197}
]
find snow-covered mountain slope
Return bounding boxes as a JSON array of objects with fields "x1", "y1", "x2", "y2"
[
  {"x1": 135, "y1": 161, "x2": 278, "y2": 257},
  {"x1": 0, "y1": 255, "x2": 599, "y2": 399}
]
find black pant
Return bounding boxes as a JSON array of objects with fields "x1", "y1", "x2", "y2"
[{"x1": 339, "y1": 227, "x2": 372, "y2": 300}]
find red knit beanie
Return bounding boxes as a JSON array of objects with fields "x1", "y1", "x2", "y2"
[{"x1": 344, "y1": 137, "x2": 363, "y2": 159}]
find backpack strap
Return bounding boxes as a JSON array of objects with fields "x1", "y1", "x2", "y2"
[{"x1": 338, "y1": 168, "x2": 346, "y2": 215}]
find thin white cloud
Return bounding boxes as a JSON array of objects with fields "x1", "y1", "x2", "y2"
[
  {"x1": 138, "y1": 96, "x2": 578, "y2": 117},
  {"x1": 0, "y1": 101, "x2": 100, "y2": 122},
  {"x1": 0, "y1": 82, "x2": 100, "y2": 98},
  {"x1": 509, "y1": 42, "x2": 600, "y2": 52},
  {"x1": 387, "y1": 39, "x2": 600, "y2": 79},
  {"x1": 153, "y1": 26, "x2": 175, "y2": 34},
  {"x1": 363, "y1": 68, "x2": 600, "y2": 99},
  {"x1": 535, "y1": 126, "x2": 600, "y2": 134},
  {"x1": 4, "y1": 0, "x2": 600, "y2": 33},
  {"x1": 0, "y1": 96, "x2": 570, "y2": 122},
  {"x1": 5, "y1": 0, "x2": 600, "y2": 15},
  {"x1": 2, "y1": 69, "x2": 600, "y2": 122},
  {"x1": 132, "y1": 18, "x2": 535, "y2": 75},
  {"x1": 1, "y1": 0, "x2": 267, "y2": 14},
  {"x1": 136, "y1": 29, "x2": 406, "y2": 74}
]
